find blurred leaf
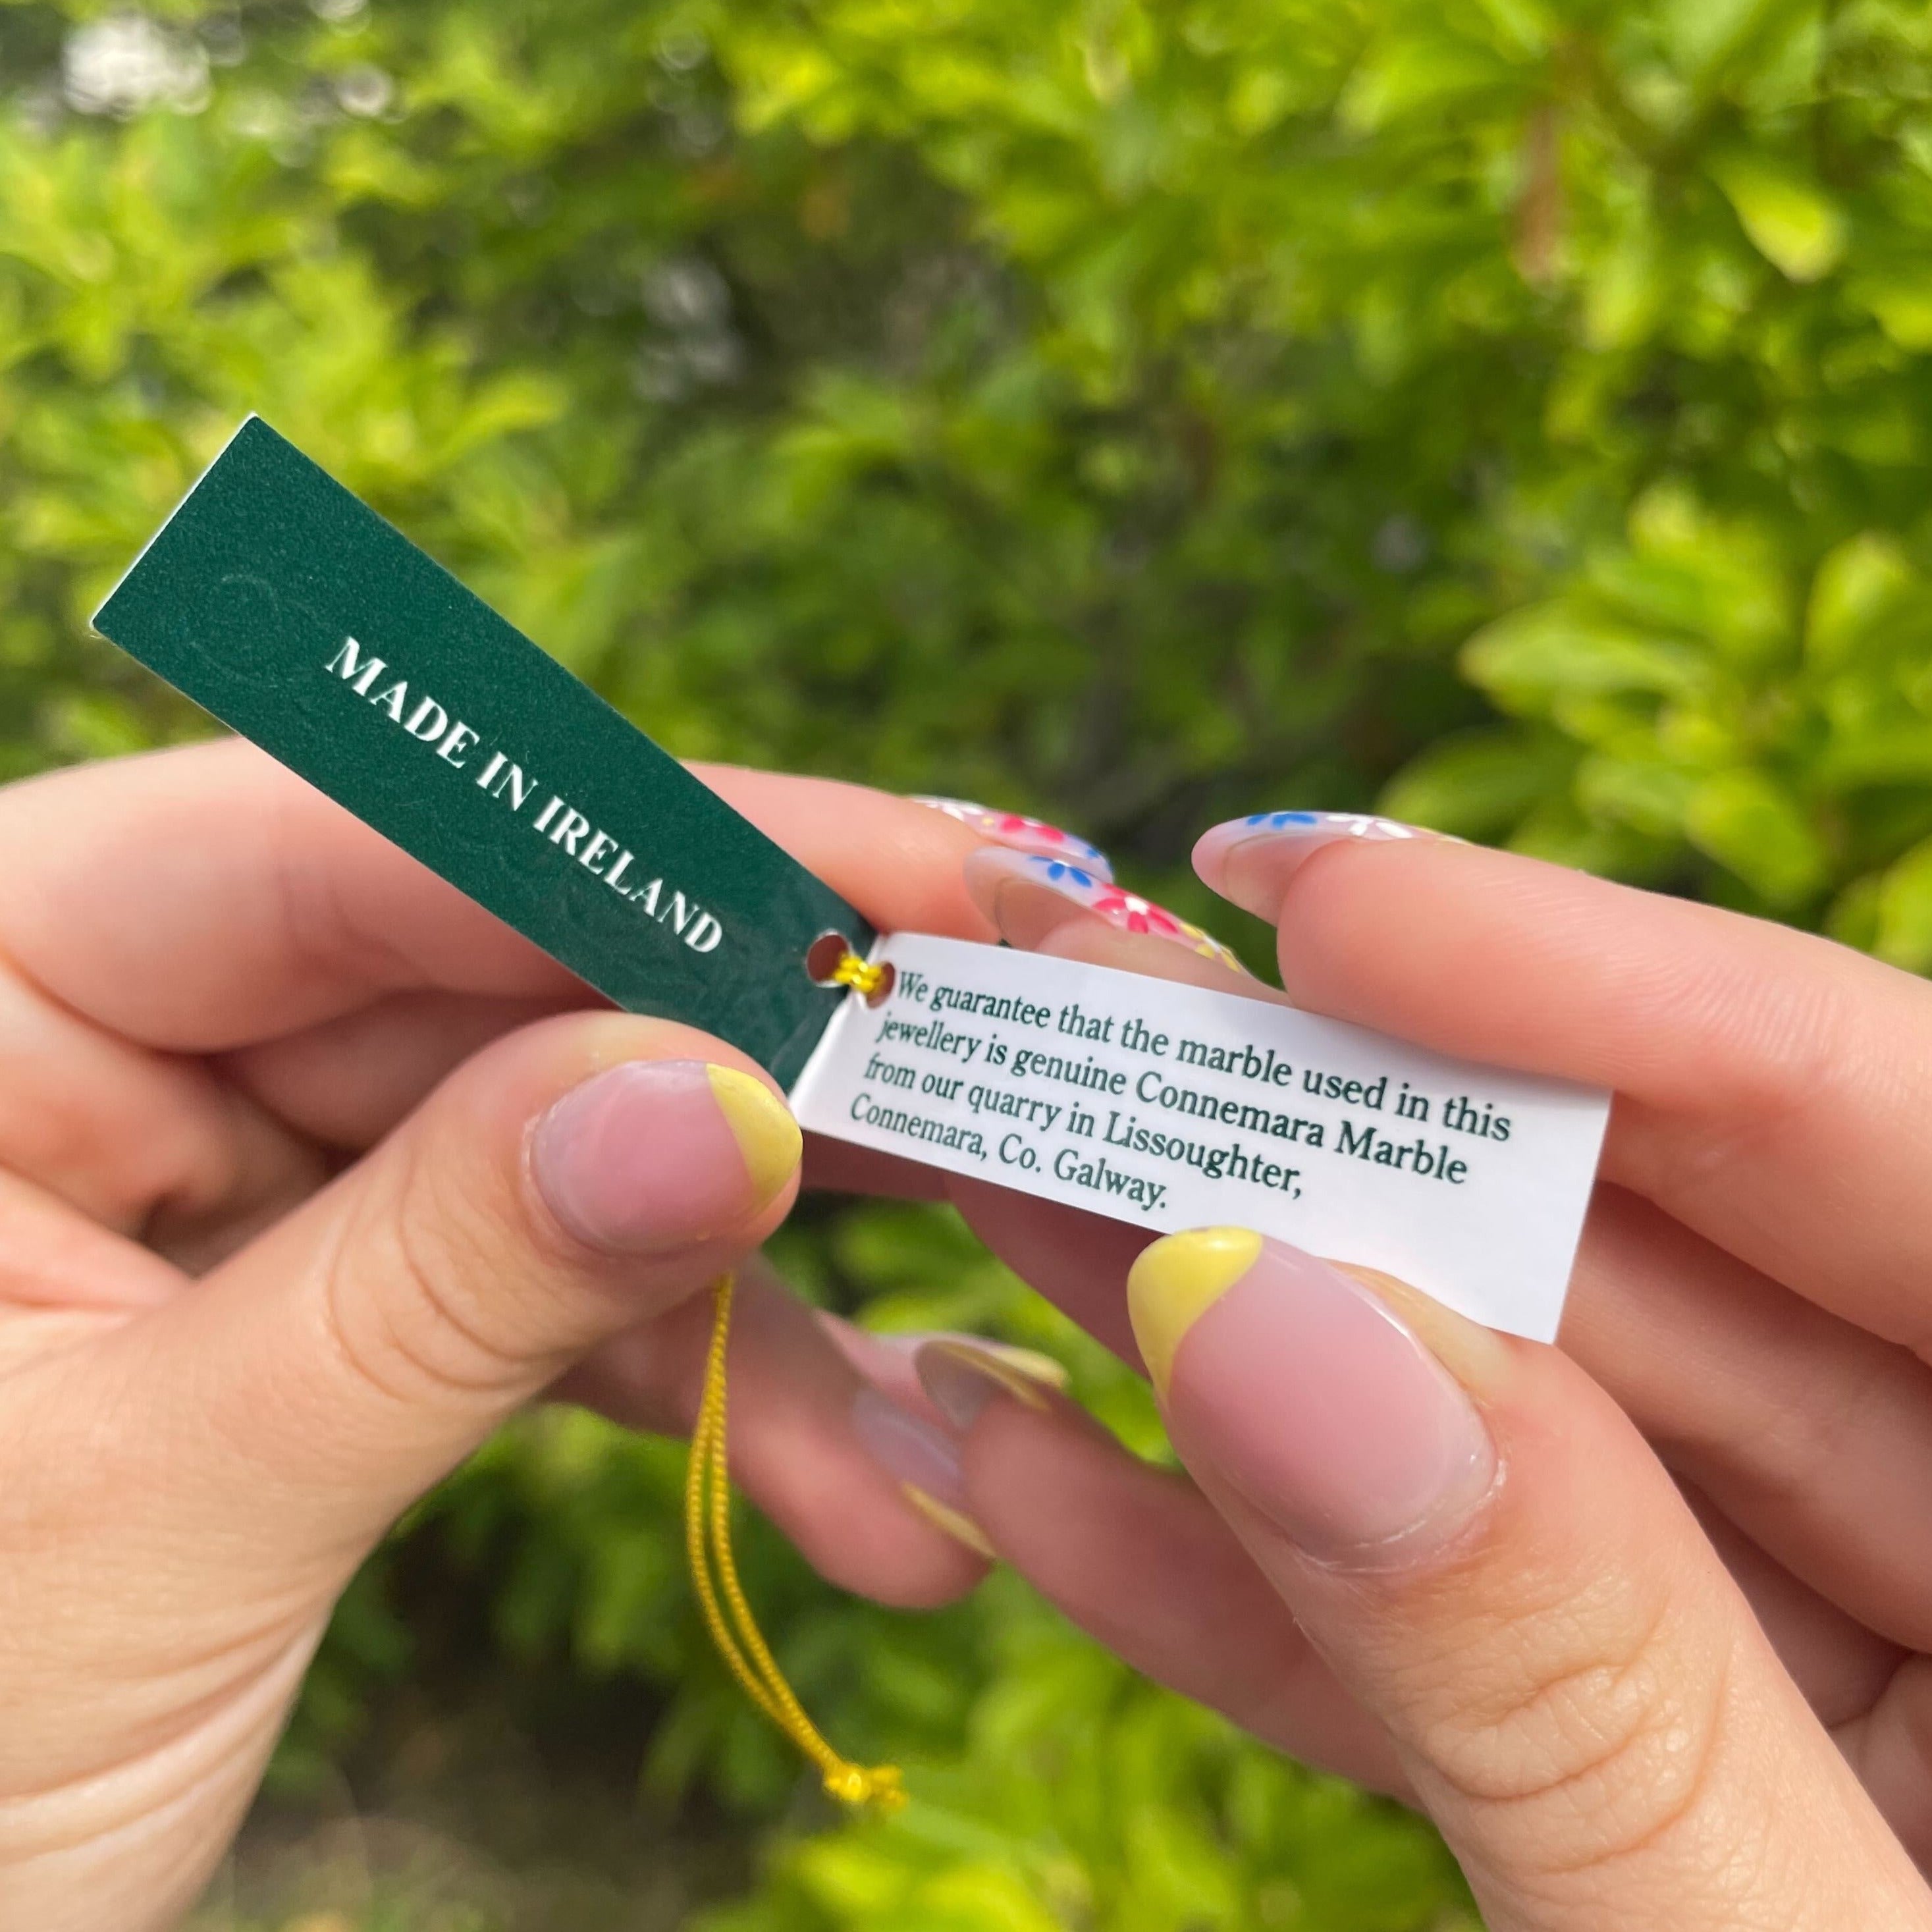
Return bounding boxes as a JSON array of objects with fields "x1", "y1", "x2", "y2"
[
  {"x1": 1377, "y1": 728, "x2": 1576, "y2": 836},
  {"x1": 1807, "y1": 533, "x2": 1914, "y2": 667},
  {"x1": 1854, "y1": 265, "x2": 1932, "y2": 350},
  {"x1": 1684, "y1": 768, "x2": 1827, "y2": 905},
  {"x1": 1709, "y1": 151, "x2": 1847, "y2": 282},
  {"x1": 1873, "y1": 836, "x2": 1932, "y2": 971},
  {"x1": 1463, "y1": 605, "x2": 1705, "y2": 713}
]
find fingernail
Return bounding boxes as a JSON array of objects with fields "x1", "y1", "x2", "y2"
[
  {"x1": 706, "y1": 1065, "x2": 806, "y2": 1202},
  {"x1": 849, "y1": 1387, "x2": 995, "y2": 1559},
  {"x1": 909, "y1": 796, "x2": 1115, "y2": 880},
  {"x1": 1127, "y1": 1229, "x2": 1495, "y2": 1563},
  {"x1": 961, "y1": 848, "x2": 1250, "y2": 975},
  {"x1": 914, "y1": 1337, "x2": 1069, "y2": 1430},
  {"x1": 531, "y1": 1060, "x2": 801, "y2": 1252},
  {"x1": 1193, "y1": 813, "x2": 1439, "y2": 917}
]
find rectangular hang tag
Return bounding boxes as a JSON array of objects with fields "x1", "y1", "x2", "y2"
[
  {"x1": 94, "y1": 416, "x2": 1604, "y2": 1340},
  {"x1": 92, "y1": 417, "x2": 871, "y2": 1088},
  {"x1": 790, "y1": 933, "x2": 1609, "y2": 1340}
]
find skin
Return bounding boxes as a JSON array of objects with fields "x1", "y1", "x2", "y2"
[
  {"x1": 902, "y1": 830, "x2": 1932, "y2": 1929},
  {"x1": 0, "y1": 740, "x2": 1013, "y2": 1931},
  {"x1": 11, "y1": 744, "x2": 1932, "y2": 1927}
]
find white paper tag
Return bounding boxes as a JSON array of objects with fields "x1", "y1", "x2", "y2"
[{"x1": 790, "y1": 934, "x2": 1607, "y2": 1341}]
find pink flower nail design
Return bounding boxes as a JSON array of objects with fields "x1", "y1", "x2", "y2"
[
  {"x1": 909, "y1": 797, "x2": 1114, "y2": 881},
  {"x1": 1090, "y1": 887, "x2": 1183, "y2": 937},
  {"x1": 973, "y1": 855, "x2": 1250, "y2": 975}
]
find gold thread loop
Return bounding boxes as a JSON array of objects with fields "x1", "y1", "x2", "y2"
[
  {"x1": 805, "y1": 932, "x2": 895, "y2": 1006},
  {"x1": 686, "y1": 1274, "x2": 907, "y2": 1813},
  {"x1": 829, "y1": 952, "x2": 890, "y2": 999}
]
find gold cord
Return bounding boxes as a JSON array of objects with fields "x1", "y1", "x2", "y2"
[
  {"x1": 685, "y1": 1273, "x2": 907, "y2": 1812},
  {"x1": 828, "y1": 952, "x2": 889, "y2": 998}
]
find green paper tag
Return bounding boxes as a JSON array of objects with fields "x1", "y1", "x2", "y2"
[{"x1": 92, "y1": 417, "x2": 872, "y2": 1088}]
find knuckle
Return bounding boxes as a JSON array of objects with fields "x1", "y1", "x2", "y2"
[
  {"x1": 315, "y1": 1133, "x2": 549, "y2": 1410},
  {"x1": 1408, "y1": 1564, "x2": 1741, "y2": 1885}
]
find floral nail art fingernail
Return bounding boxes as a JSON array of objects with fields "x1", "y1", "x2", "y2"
[
  {"x1": 910, "y1": 797, "x2": 1114, "y2": 881},
  {"x1": 1013, "y1": 857, "x2": 1250, "y2": 975},
  {"x1": 1237, "y1": 811, "x2": 1423, "y2": 842},
  {"x1": 1192, "y1": 811, "x2": 1448, "y2": 904}
]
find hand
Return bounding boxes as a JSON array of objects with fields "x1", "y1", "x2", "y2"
[
  {"x1": 0, "y1": 740, "x2": 1013, "y2": 1931},
  {"x1": 875, "y1": 822, "x2": 1932, "y2": 1927}
]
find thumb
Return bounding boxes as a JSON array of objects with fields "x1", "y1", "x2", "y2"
[
  {"x1": 1127, "y1": 1229, "x2": 1931, "y2": 1932},
  {"x1": 113, "y1": 1011, "x2": 801, "y2": 1578}
]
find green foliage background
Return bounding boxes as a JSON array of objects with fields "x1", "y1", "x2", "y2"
[{"x1": 7, "y1": 0, "x2": 1932, "y2": 1923}]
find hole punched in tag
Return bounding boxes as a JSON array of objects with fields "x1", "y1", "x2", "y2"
[{"x1": 806, "y1": 930, "x2": 894, "y2": 1005}]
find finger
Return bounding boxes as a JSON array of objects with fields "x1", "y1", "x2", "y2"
[
  {"x1": 1126, "y1": 1229, "x2": 1931, "y2": 1929},
  {"x1": 946, "y1": 1177, "x2": 1150, "y2": 1364},
  {"x1": 0, "y1": 1169, "x2": 182, "y2": 1318},
  {"x1": 803, "y1": 1133, "x2": 950, "y2": 1201},
  {"x1": 1682, "y1": 1484, "x2": 1904, "y2": 1732},
  {"x1": 1566, "y1": 1185, "x2": 1932, "y2": 1655},
  {"x1": 219, "y1": 990, "x2": 589, "y2": 1150},
  {"x1": 229, "y1": 993, "x2": 956, "y2": 1206},
  {"x1": 1191, "y1": 822, "x2": 1932, "y2": 1354},
  {"x1": 0, "y1": 1031, "x2": 983, "y2": 1867},
  {"x1": 0, "y1": 741, "x2": 580, "y2": 1048},
  {"x1": 0, "y1": 742, "x2": 993, "y2": 1055},
  {"x1": 969, "y1": 830, "x2": 1932, "y2": 1667},
  {"x1": 692, "y1": 762, "x2": 995, "y2": 944},
  {"x1": 963, "y1": 817, "x2": 1932, "y2": 1826},
  {"x1": 822, "y1": 1307, "x2": 1896, "y2": 1802},
  {"x1": 855, "y1": 1278, "x2": 1900, "y2": 1784},
  {"x1": 29, "y1": 1017, "x2": 806, "y2": 1607},
  {"x1": 0, "y1": 743, "x2": 994, "y2": 1244},
  {"x1": 560, "y1": 1254, "x2": 988, "y2": 1609},
  {"x1": 957, "y1": 1179, "x2": 1925, "y2": 1720},
  {"x1": 1837, "y1": 1659, "x2": 1932, "y2": 1871},
  {"x1": 904, "y1": 1338, "x2": 1410, "y2": 1793},
  {"x1": 219, "y1": 772, "x2": 1017, "y2": 1152},
  {"x1": 959, "y1": 845, "x2": 1262, "y2": 993},
  {"x1": 0, "y1": 952, "x2": 325, "y2": 1254},
  {"x1": 947, "y1": 850, "x2": 1272, "y2": 1360}
]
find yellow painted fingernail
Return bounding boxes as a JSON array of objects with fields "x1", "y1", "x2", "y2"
[
  {"x1": 1127, "y1": 1227, "x2": 1264, "y2": 1399},
  {"x1": 901, "y1": 1484, "x2": 996, "y2": 1560},
  {"x1": 707, "y1": 1064, "x2": 803, "y2": 1209}
]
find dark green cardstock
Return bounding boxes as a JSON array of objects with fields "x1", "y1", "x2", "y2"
[{"x1": 93, "y1": 417, "x2": 873, "y2": 1088}]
